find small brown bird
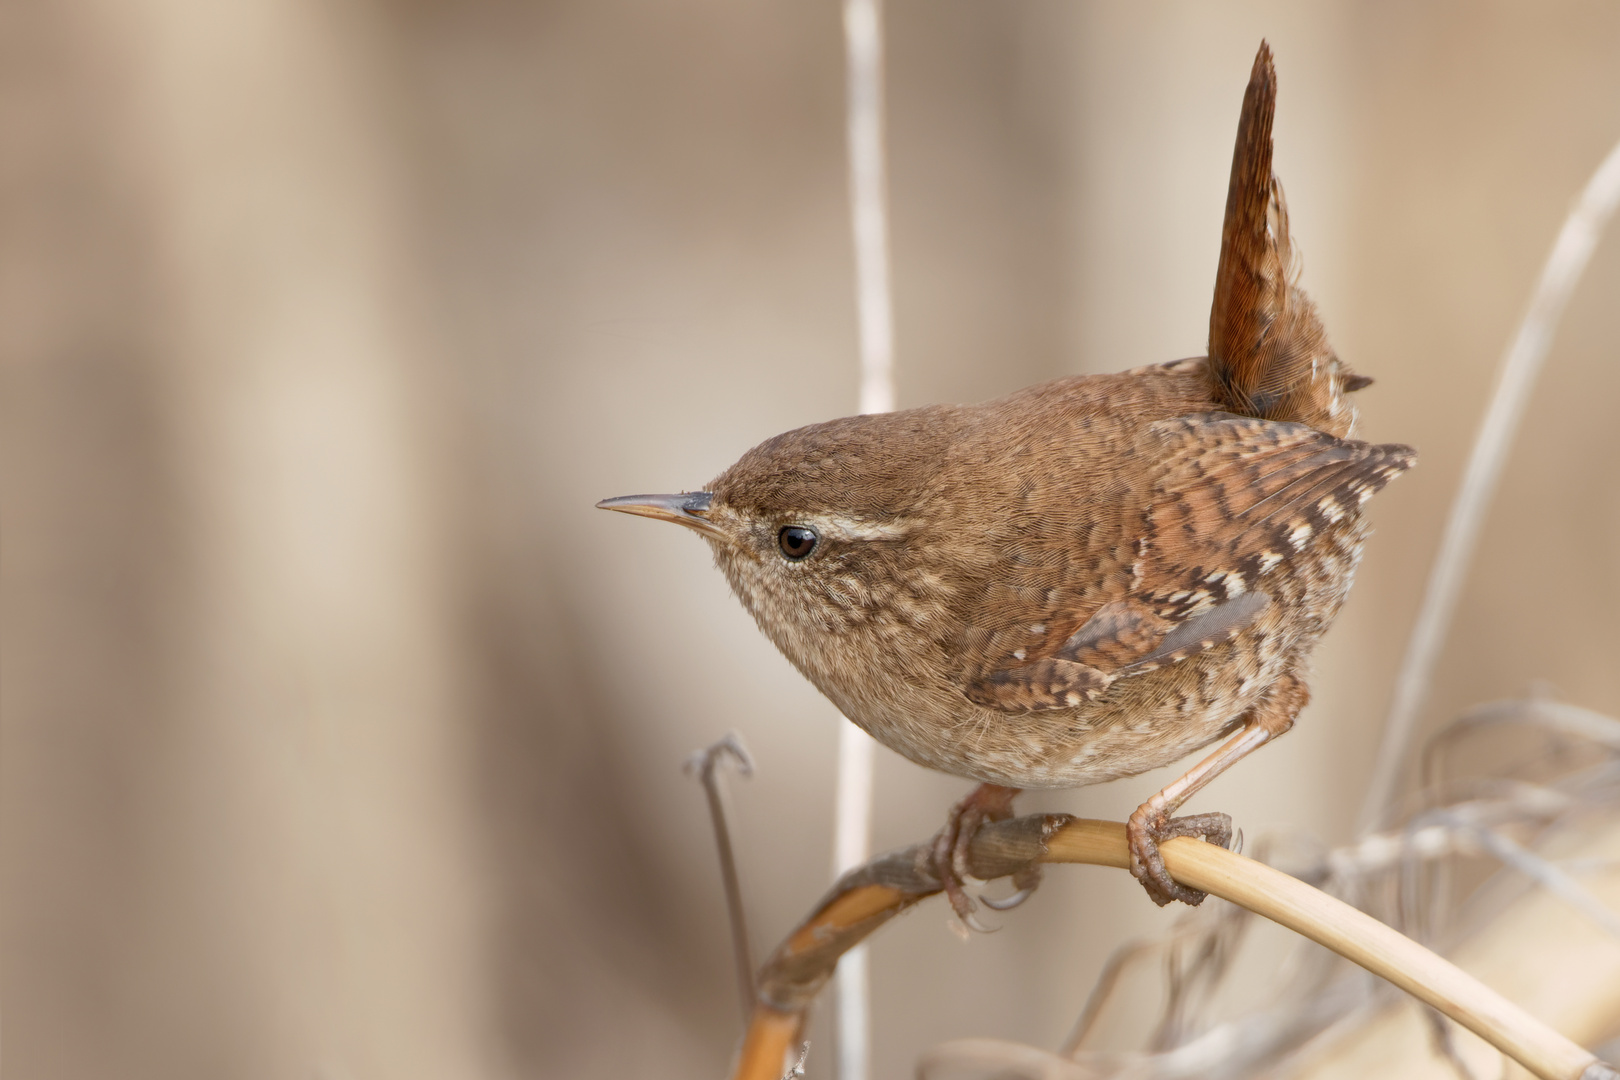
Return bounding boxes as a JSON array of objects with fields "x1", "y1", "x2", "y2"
[{"x1": 600, "y1": 43, "x2": 1413, "y2": 921}]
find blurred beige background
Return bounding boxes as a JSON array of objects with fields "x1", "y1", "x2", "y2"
[{"x1": 5, "y1": 2, "x2": 1619, "y2": 1078}]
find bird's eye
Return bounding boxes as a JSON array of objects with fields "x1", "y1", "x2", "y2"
[{"x1": 778, "y1": 525, "x2": 819, "y2": 561}]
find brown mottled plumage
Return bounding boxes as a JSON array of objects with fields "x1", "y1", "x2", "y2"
[{"x1": 599, "y1": 43, "x2": 1414, "y2": 914}]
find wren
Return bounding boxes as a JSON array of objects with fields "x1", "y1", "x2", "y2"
[{"x1": 600, "y1": 43, "x2": 1414, "y2": 918}]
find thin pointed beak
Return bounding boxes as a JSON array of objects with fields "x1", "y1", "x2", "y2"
[{"x1": 596, "y1": 491, "x2": 726, "y2": 540}]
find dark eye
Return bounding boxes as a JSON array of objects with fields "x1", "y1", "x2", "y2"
[{"x1": 778, "y1": 525, "x2": 819, "y2": 561}]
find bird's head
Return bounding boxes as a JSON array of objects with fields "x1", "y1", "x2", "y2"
[{"x1": 598, "y1": 409, "x2": 966, "y2": 671}]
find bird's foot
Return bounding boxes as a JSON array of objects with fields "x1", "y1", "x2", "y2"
[
  {"x1": 930, "y1": 783, "x2": 1030, "y2": 932},
  {"x1": 1126, "y1": 806, "x2": 1233, "y2": 907}
]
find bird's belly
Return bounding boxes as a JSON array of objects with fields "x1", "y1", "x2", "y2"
[
  {"x1": 826, "y1": 516, "x2": 1367, "y2": 790},
  {"x1": 849, "y1": 632, "x2": 1288, "y2": 790}
]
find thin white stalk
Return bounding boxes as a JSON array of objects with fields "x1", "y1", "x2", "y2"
[
  {"x1": 832, "y1": 718, "x2": 876, "y2": 1080},
  {"x1": 1358, "y1": 136, "x2": 1620, "y2": 835},
  {"x1": 845, "y1": 0, "x2": 896, "y2": 419},
  {"x1": 835, "y1": 3, "x2": 894, "y2": 1080}
]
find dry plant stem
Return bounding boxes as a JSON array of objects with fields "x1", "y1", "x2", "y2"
[
  {"x1": 843, "y1": 0, "x2": 895, "y2": 416},
  {"x1": 1145, "y1": 827, "x2": 1598, "y2": 1080},
  {"x1": 1060, "y1": 935, "x2": 1163, "y2": 1055},
  {"x1": 1360, "y1": 135, "x2": 1620, "y2": 834},
  {"x1": 925, "y1": 973, "x2": 1367, "y2": 1080},
  {"x1": 835, "y1": 1, "x2": 895, "y2": 1076},
  {"x1": 730, "y1": 816, "x2": 1608, "y2": 1080},
  {"x1": 686, "y1": 734, "x2": 756, "y2": 1028},
  {"x1": 734, "y1": 1006, "x2": 804, "y2": 1080},
  {"x1": 1439, "y1": 813, "x2": 1620, "y2": 940}
]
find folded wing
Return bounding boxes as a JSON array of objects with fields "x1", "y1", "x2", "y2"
[{"x1": 962, "y1": 413, "x2": 1414, "y2": 712}]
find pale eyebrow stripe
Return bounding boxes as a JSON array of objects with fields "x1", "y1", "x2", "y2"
[{"x1": 809, "y1": 514, "x2": 912, "y2": 541}]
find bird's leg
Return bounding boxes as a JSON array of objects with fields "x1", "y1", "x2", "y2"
[
  {"x1": 931, "y1": 782, "x2": 1023, "y2": 931},
  {"x1": 1128, "y1": 673, "x2": 1307, "y2": 906}
]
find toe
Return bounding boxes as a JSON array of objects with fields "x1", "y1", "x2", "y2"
[
  {"x1": 932, "y1": 815, "x2": 985, "y2": 927},
  {"x1": 1127, "y1": 809, "x2": 1212, "y2": 907},
  {"x1": 950, "y1": 807, "x2": 985, "y2": 882},
  {"x1": 1161, "y1": 812, "x2": 1234, "y2": 849}
]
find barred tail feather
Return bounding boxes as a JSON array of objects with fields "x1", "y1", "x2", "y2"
[{"x1": 1207, "y1": 41, "x2": 1366, "y2": 440}]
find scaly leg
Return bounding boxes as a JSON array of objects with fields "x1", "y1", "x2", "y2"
[
  {"x1": 931, "y1": 782, "x2": 1024, "y2": 931},
  {"x1": 1128, "y1": 673, "x2": 1307, "y2": 906}
]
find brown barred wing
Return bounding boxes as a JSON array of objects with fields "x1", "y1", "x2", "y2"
[{"x1": 961, "y1": 412, "x2": 1413, "y2": 713}]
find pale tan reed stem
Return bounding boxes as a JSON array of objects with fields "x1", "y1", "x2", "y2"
[{"x1": 732, "y1": 818, "x2": 1610, "y2": 1080}]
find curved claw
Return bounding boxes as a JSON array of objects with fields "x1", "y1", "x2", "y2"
[
  {"x1": 980, "y1": 886, "x2": 1035, "y2": 912},
  {"x1": 959, "y1": 909, "x2": 998, "y2": 934}
]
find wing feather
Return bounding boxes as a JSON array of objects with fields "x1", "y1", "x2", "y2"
[{"x1": 960, "y1": 413, "x2": 1413, "y2": 713}]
